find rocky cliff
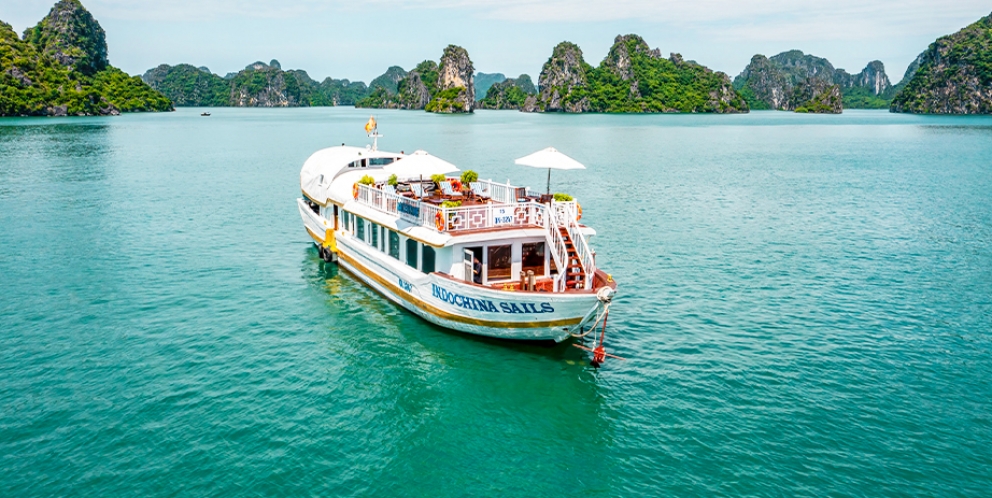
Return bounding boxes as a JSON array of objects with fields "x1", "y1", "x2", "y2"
[
  {"x1": 891, "y1": 12, "x2": 992, "y2": 114},
  {"x1": 396, "y1": 67, "x2": 433, "y2": 109},
  {"x1": 426, "y1": 45, "x2": 474, "y2": 113},
  {"x1": 228, "y1": 61, "x2": 298, "y2": 107},
  {"x1": 529, "y1": 42, "x2": 591, "y2": 112},
  {"x1": 834, "y1": 60, "x2": 895, "y2": 108},
  {"x1": 21, "y1": 0, "x2": 107, "y2": 75},
  {"x1": 734, "y1": 51, "x2": 842, "y2": 113},
  {"x1": 357, "y1": 60, "x2": 435, "y2": 109},
  {"x1": 356, "y1": 46, "x2": 475, "y2": 112},
  {"x1": 735, "y1": 50, "x2": 898, "y2": 111},
  {"x1": 835, "y1": 61, "x2": 891, "y2": 95},
  {"x1": 477, "y1": 75, "x2": 537, "y2": 110},
  {"x1": 527, "y1": 35, "x2": 747, "y2": 113},
  {"x1": 1, "y1": 0, "x2": 171, "y2": 116}
]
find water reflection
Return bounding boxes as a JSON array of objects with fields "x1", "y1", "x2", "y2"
[{"x1": 299, "y1": 245, "x2": 619, "y2": 494}]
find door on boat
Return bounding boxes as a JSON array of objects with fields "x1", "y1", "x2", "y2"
[{"x1": 463, "y1": 249, "x2": 474, "y2": 283}]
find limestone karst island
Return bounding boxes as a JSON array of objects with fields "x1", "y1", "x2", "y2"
[{"x1": 2, "y1": 2, "x2": 992, "y2": 115}]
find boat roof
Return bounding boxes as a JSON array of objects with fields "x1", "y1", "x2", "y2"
[{"x1": 301, "y1": 145, "x2": 403, "y2": 203}]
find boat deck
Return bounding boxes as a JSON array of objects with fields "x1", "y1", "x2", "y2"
[{"x1": 355, "y1": 179, "x2": 578, "y2": 234}]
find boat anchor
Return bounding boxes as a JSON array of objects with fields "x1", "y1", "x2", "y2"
[{"x1": 571, "y1": 290, "x2": 624, "y2": 366}]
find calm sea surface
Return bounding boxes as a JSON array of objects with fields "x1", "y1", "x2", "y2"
[{"x1": 1, "y1": 108, "x2": 991, "y2": 496}]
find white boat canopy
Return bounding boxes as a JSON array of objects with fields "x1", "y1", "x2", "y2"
[
  {"x1": 384, "y1": 150, "x2": 460, "y2": 179},
  {"x1": 514, "y1": 146, "x2": 586, "y2": 195}
]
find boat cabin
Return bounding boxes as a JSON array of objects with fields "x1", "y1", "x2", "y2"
[{"x1": 299, "y1": 146, "x2": 611, "y2": 294}]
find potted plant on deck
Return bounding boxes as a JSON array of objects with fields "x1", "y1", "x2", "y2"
[
  {"x1": 460, "y1": 170, "x2": 478, "y2": 195},
  {"x1": 430, "y1": 173, "x2": 447, "y2": 198}
]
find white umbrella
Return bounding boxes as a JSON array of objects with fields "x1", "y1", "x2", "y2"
[
  {"x1": 384, "y1": 150, "x2": 460, "y2": 178},
  {"x1": 383, "y1": 150, "x2": 460, "y2": 199},
  {"x1": 514, "y1": 147, "x2": 586, "y2": 195}
]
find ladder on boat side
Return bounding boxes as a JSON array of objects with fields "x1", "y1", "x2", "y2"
[{"x1": 545, "y1": 202, "x2": 595, "y2": 292}]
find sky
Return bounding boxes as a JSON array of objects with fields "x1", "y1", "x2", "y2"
[{"x1": 3, "y1": 0, "x2": 991, "y2": 84}]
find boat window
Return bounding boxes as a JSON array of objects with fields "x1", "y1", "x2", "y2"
[
  {"x1": 388, "y1": 230, "x2": 400, "y2": 259},
  {"x1": 422, "y1": 245, "x2": 436, "y2": 274},
  {"x1": 368, "y1": 157, "x2": 395, "y2": 166},
  {"x1": 356, "y1": 217, "x2": 365, "y2": 242},
  {"x1": 370, "y1": 222, "x2": 379, "y2": 249},
  {"x1": 405, "y1": 238, "x2": 417, "y2": 268},
  {"x1": 522, "y1": 242, "x2": 545, "y2": 275},
  {"x1": 487, "y1": 245, "x2": 512, "y2": 280}
]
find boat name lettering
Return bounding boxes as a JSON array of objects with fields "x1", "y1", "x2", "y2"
[
  {"x1": 431, "y1": 284, "x2": 555, "y2": 314},
  {"x1": 397, "y1": 199, "x2": 421, "y2": 218},
  {"x1": 398, "y1": 278, "x2": 413, "y2": 293}
]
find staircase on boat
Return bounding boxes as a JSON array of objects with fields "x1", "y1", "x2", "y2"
[{"x1": 546, "y1": 202, "x2": 596, "y2": 292}]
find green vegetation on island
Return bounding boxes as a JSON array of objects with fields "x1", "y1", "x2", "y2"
[
  {"x1": 527, "y1": 35, "x2": 748, "y2": 113},
  {"x1": 477, "y1": 75, "x2": 536, "y2": 110},
  {"x1": 368, "y1": 66, "x2": 407, "y2": 94},
  {"x1": 143, "y1": 60, "x2": 370, "y2": 107},
  {"x1": 357, "y1": 46, "x2": 475, "y2": 113},
  {"x1": 1, "y1": 0, "x2": 171, "y2": 117},
  {"x1": 733, "y1": 50, "x2": 896, "y2": 113},
  {"x1": 891, "y1": 11, "x2": 992, "y2": 114},
  {"x1": 141, "y1": 64, "x2": 229, "y2": 106}
]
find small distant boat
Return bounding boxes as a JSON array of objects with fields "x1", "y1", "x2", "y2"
[
  {"x1": 201, "y1": 112, "x2": 211, "y2": 116},
  {"x1": 298, "y1": 117, "x2": 618, "y2": 360}
]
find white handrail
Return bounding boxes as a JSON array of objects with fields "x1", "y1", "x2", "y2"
[
  {"x1": 563, "y1": 203, "x2": 596, "y2": 290},
  {"x1": 355, "y1": 183, "x2": 550, "y2": 233},
  {"x1": 544, "y1": 212, "x2": 569, "y2": 292}
]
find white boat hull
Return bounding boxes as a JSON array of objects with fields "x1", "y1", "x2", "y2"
[{"x1": 320, "y1": 235, "x2": 601, "y2": 342}]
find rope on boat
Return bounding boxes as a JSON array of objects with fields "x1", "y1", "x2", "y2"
[
  {"x1": 569, "y1": 301, "x2": 609, "y2": 338},
  {"x1": 569, "y1": 287, "x2": 624, "y2": 365},
  {"x1": 568, "y1": 286, "x2": 615, "y2": 338}
]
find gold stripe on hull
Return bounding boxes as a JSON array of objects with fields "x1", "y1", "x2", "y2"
[{"x1": 337, "y1": 251, "x2": 584, "y2": 330}]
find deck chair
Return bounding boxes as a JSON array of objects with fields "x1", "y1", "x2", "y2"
[
  {"x1": 410, "y1": 184, "x2": 426, "y2": 198},
  {"x1": 469, "y1": 182, "x2": 490, "y2": 200},
  {"x1": 382, "y1": 184, "x2": 397, "y2": 195},
  {"x1": 440, "y1": 182, "x2": 463, "y2": 198}
]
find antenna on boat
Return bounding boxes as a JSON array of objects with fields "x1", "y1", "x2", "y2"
[{"x1": 364, "y1": 115, "x2": 381, "y2": 151}]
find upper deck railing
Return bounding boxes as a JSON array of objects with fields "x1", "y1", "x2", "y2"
[{"x1": 355, "y1": 180, "x2": 577, "y2": 233}]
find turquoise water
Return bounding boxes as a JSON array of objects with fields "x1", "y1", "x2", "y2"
[{"x1": 2, "y1": 108, "x2": 991, "y2": 496}]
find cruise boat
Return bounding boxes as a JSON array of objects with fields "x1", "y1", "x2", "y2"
[{"x1": 297, "y1": 122, "x2": 617, "y2": 351}]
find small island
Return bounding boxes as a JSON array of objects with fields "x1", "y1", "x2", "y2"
[
  {"x1": 523, "y1": 35, "x2": 749, "y2": 114},
  {"x1": 357, "y1": 45, "x2": 476, "y2": 113},
  {"x1": 0, "y1": 0, "x2": 171, "y2": 117}
]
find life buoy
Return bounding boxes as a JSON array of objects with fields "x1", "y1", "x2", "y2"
[
  {"x1": 576, "y1": 202, "x2": 582, "y2": 220},
  {"x1": 448, "y1": 178, "x2": 462, "y2": 192},
  {"x1": 435, "y1": 212, "x2": 446, "y2": 231},
  {"x1": 352, "y1": 183, "x2": 360, "y2": 199}
]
